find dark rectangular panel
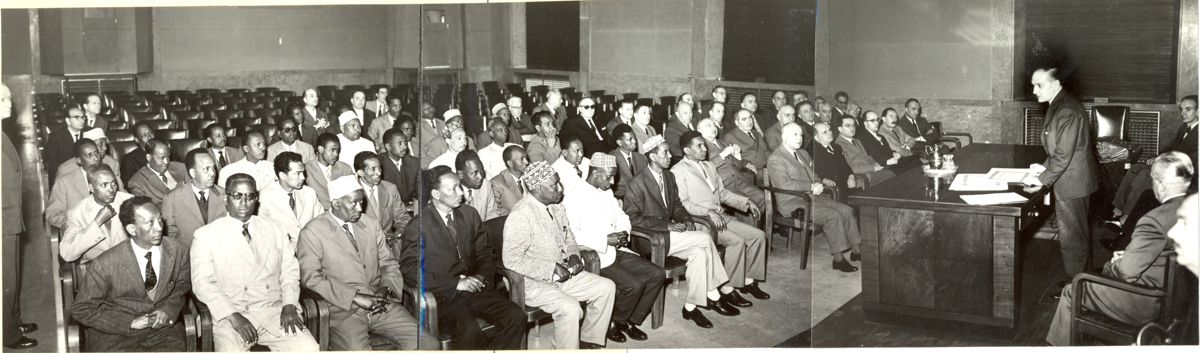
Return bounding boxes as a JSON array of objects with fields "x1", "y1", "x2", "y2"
[
  {"x1": 2, "y1": 9, "x2": 32, "y2": 75},
  {"x1": 722, "y1": 0, "x2": 815, "y2": 85},
  {"x1": 931, "y1": 211, "x2": 993, "y2": 316},
  {"x1": 526, "y1": 1, "x2": 579, "y2": 71},
  {"x1": 878, "y1": 207, "x2": 936, "y2": 308}
]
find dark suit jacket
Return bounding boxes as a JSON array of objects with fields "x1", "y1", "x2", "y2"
[
  {"x1": 611, "y1": 149, "x2": 647, "y2": 199},
  {"x1": 380, "y1": 155, "x2": 419, "y2": 203},
  {"x1": 532, "y1": 104, "x2": 568, "y2": 130},
  {"x1": 1038, "y1": 90, "x2": 1099, "y2": 200},
  {"x1": 72, "y1": 237, "x2": 190, "y2": 347},
  {"x1": 1165, "y1": 122, "x2": 1198, "y2": 166},
  {"x1": 856, "y1": 129, "x2": 894, "y2": 166},
  {"x1": 127, "y1": 163, "x2": 189, "y2": 206},
  {"x1": 622, "y1": 168, "x2": 693, "y2": 235},
  {"x1": 1105, "y1": 196, "x2": 1184, "y2": 288},
  {"x1": 2, "y1": 133, "x2": 24, "y2": 236},
  {"x1": 120, "y1": 146, "x2": 149, "y2": 186},
  {"x1": 722, "y1": 128, "x2": 768, "y2": 169},
  {"x1": 85, "y1": 115, "x2": 110, "y2": 132},
  {"x1": 399, "y1": 204, "x2": 496, "y2": 302},
  {"x1": 663, "y1": 118, "x2": 695, "y2": 158},
  {"x1": 560, "y1": 116, "x2": 610, "y2": 156},
  {"x1": 812, "y1": 143, "x2": 854, "y2": 191},
  {"x1": 490, "y1": 169, "x2": 524, "y2": 212},
  {"x1": 763, "y1": 123, "x2": 783, "y2": 152},
  {"x1": 46, "y1": 127, "x2": 79, "y2": 187},
  {"x1": 898, "y1": 114, "x2": 939, "y2": 142},
  {"x1": 511, "y1": 113, "x2": 537, "y2": 136},
  {"x1": 300, "y1": 108, "x2": 333, "y2": 145}
]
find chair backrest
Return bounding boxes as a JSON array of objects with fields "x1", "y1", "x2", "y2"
[
  {"x1": 107, "y1": 129, "x2": 135, "y2": 143},
  {"x1": 111, "y1": 141, "x2": 139, "y2": 161},
  {"x1": 169, "y1": 138, "x2": 205, "y2": 161},
  {"x1": 173, "y1": 111, "x2": 204, "y2": 121},
  {"x1": 145, "y1": 119, "x2": 175, "y2": 130},
  {"x1": 128, "y1": 111, "x2": 166, "y2": 125},
  {"x1": 1092, "y1": 105, "x2": 1131, "y2": 140},
  {"x1": 155, "y1": 129, "x2": 188, "y2": 141},
  {"x1": 186, "y1": 119, "x2": 218, "y2": 139},
  {"x1": 1159, "y1": 252, "x2": 1195, "y2": 324},
  {"x1": 484, "y1": 216, "x2": 508, "y2": 267}
]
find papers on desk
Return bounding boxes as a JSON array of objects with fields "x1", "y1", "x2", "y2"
[
  {"x1": 959, "y1": 193, "x2": 1028, "y2": 205},
  {"x1": 949, "y1": 173, "x2": 1009, "y2": 191},
  {"x1": 986, "y1": 168, "x2": 1039, "y2": 183}
]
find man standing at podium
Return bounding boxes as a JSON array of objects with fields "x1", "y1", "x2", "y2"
[{"x1": 1024, "y1": 66, "x2": 1099, "y2": 287}]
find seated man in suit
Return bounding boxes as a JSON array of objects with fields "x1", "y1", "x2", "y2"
[
  {"x1": 46, "y1": 107, "x2": 88, "y2": 185},
  {"x1": 630, "y1": 105, "x2": 659, "y2": 147},
  {"x1": 532, "y1": 89, "x2": 569, "y2": 129},
  {"x1": 811, "y1": 122, "x2": 864, "y2": 194},
  {"x1": 879, "y1": 107, "x2": 916, "y2": 157},
  {"x1": 418, "y1": 102, "x2": 448, "y2": 169},
  {"x1": 457, "y1": 150, "x2": 507, "y2": 221},
  {"x1": 368, "y1": 96, "x2": 413, "y2": 152},
  {"x1": 722, "y1": 109, "x2": 769, "y2": 171},
  {"x1": 48, "y1": 138, "x2": 105, "y2": 229},
  {"x1": 816, "y1": 102, "x2": 835, "y2": 125},
  {"x1": 219, "y1": 131, "x2": 276, "y2": 192},
  {"x1": 763, "y1": 104, "x2": 795, "y2": 152},
  {"x1": 354, "y1": 151, "x2": 412, "y2": 237},
  {"x1": 427, "y1": 123, "x2": 469, "y2": 172},
  {"x1": 795, "y1": 102, "x2": 817, "y2": 149},
  {"x1": 832, "y1": 91, "x2": 851, "y2": 123},
  {"x1": 364, "y1": 87, "x2": 390, "y2": 122},
  {"x1": 259, "y1": 152, "x2": 324, "y2": 245},
  {"x1": 476, "y1": 103, "x2": 522, "y2": 148},
  {"x1": 476, "y1": 118, "x2": 519, "y2": 181},
  {"x1": 623, "y1": 135, "x2": 737, "y2": 328},
  {"x1": 205, "y1": 124, "x2": 244, "y2": 174},
  {"x1": 563, "y1": 153, "x2": 664, "y2": 342},
  {"x1": 336, "y1": 110, "x2": 376, "y2": 168},
  {"x1": 161, "y1": 148, "x2": 226, "y2": 247},
  {"x1": 127, "y1": 140, "x2": 188, "y2": 206},
  {"x1": 379, "y1": 128, "x2": 419, "y2": 206},
  {"x1": 834, "y1": 116, "x2": 894, "y2": 185},
  {"x1": 503, "y1": 161, "x2": 617, "y2": 349},
  {"x1": 506, "y1": 96, "x2": 537, "y2": 142},
  {"x1": 706, "y1": 101, "x2": 728, "y2": 136},
  {"x1": 81, "y1": 93, "x2": 108, "y2": 131},
  {"x1": 1111, "y1": 95, "x2": 1198, "y2": 225},
  {"x1": 191, "y1": 174, "x2": 319, "y2": 351},
  {"x1": 560, "y1": 97, "x2": 610, "y2": 157},
  {"x1": 769, "y1": 123, "x2": 862, "y2": 272},
  {"x1": 740, "y1": 93, "x2": 770, "y2": 132},
  {"x1": 57, "y1": 128, "x2": 123, "y2": 191},
  {"x1": 526, "y1": 111, "x2": 562, "y2": 164},
  {"x1": 299, "y1": 89, "x2": 333, "y2": 145},
  {"x1": 856, "y1": 111, "x2": 903, "y2": 167},
  {"x1": 551, "y1": 136, "x2": 591, "y2": 195},
  {"x1": 120, "y1": 122, "x2": 156, "y2": 186},
  {"x1": 306, "y1": 133, "x2": 356, "y2": 209},
  {"x1": 606, "y1": 100, "x2": 636, "y2": 133},
  {"x1": 664, "y1": 102, "x2": 698, "y2": 163},
  {"x1": 61, "y1": 163, "x2": 135, "y2": 264},
  {"x1": 72, "y1": 195, "x2": 191, "y2": 352},
  {"x1": 490, "y1": 145, "x2": 529, "y2": 213},
  {"x1": 609, "y1": 124, "x2": 645, "y2": 199},
  {"x1": 672, "y1": 131, "x2": 770, "y2": 305},
  {"x1": 396, "y1": 118, "x2": 417, "y2": 158},
  {"x1": 399, "y1": 166, "x2": 525, "y2": 350},
  {"x1": 898, "y1": 98, "x2": 940, "y2": 145},
  {"x1": 1046, "y1": 152, "x2": 1193, "y2": 346},
  {"x1": 297, "y1": 175, "x2": 435, "y2": 350},
  {"x1": 266, "y1": 117, "x2": 316, "y2": 165},
  {"x1": 698, "y1": 118, "x2": 764, "y2": 214},
  {"x1": 344, "y1": 90, "x2": 377, "y2": 131}
]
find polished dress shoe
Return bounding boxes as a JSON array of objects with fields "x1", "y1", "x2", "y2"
[
  {"x1": 580, "y1": 341, "x2": 605, "y2": 349},
  {"x1": 850, "y1": 251, "x2": 862, "y2": 262},
  {"x1": 723, "y1": 291, "x2": 753, "y2": 308},
  {"x1": 18, "y1": 323, "x2": 38, "y2": 334},
  {"x1": 739, "y1": 282, "x2": 771, "y2": 300},
  {"x1": 833, "y1": 258, "x2": 859, "y2": 273},
  {"x1": 606, "y1": 325, "x2": 627, "y2": 343},
  {"x1": 4, "y1": 336, "x2": 38, "y2": 349},
  {"x1": 682, "y1": 308, "x2": 713, "y2": 328},
  {"x1": 622, "y1": 323, "x2": 648, "y2": 341},
  {"x1": 706, "y1": 298, "x2": 740, "y2": 316}
]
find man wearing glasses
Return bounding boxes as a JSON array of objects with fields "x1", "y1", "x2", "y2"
[
  {"x1": 46, "y1": 107, "x2": 89, "y2": 186},
  {"x1": 560, "y1": 97, "x2": 610, "y2": 156},
  {"x1": 267, "y1": 118, "x2": 316, "y2": 165}
]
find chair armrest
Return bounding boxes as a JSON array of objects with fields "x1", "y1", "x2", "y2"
[
  {"x1": 580, "y1": 247, "x2": 601, "y2": 274},
  {"x1": 943, "y1": 132, "x2": 973, "y2": 145},
  {"x1": 499, "y1": 268, "x2": 527, "y2": 308},
  {"x1": 190, "y1": 297, "x2": 214, "y2": 352},
  {"x1": 65, "y1": 324, "x2": 81, "y2": 353},
  {"x1": 401, "y1": 284, "x2": 439, "y2": 339},
  {"x1": 1071, "y1": 273, "x2": 1166, "y2": 325},
  {"x1": 180, "y1": 297, "x2": 199, "y2": 352},
  {"x1": 629, "y1": 229, "x2": 668, "y2": 268},
  {"x1": 688, "y1": 215, "x2": 720, "y2": 243},
  {"x1": 299, "y1": 288, "x2": 330, "y2": 351}
]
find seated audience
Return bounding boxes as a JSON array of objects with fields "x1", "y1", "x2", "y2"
[
  {"x1": 399, "y1": 166, "x2": 525, "y2": 350},
  {"x1": 698, "y1": 118, "x2": 765, "y2": 214},
  {"x1": 379, "y1": 128, "x2": 419, "y2": 205},
  {"x1": 812, "y1": 122, "x2": 864, "y2": 193},
  {"x1": 723, "y1": 109, "x2": 769, "y2": 171},
  {"x1": 835, "y1": 116, "x2": 894, "y2": 185},
  {"x1": 630, "y1": 105, "x2": 659, "y2": 147},
  {"x1": 832, "y1": 91, "x2": 852, "y2": 122},
  {"x1": 563, "y1": 153, "x2": 665, "y2": 342},
  {"x1": 898, "y1": 98, "x2": 940, "y2": 144},
  {"x1": 161, "y1": 149, "x2": 226, "y2": 247},
  {"x1": 47, "y1": 139, "x2": 105, "y2": 229},
  {"x1": 740, "y1": 93, "x2": 769, "y2": 131},
  {"x1": 664, "y1": 102, "x2": 698, "y2": 162},
  {"x1": 606, "y1": 100, "x2": 636, "y2": 133},
  {"x1": 477, "y1": 118, "x2": 520, "y2": 181},
  {"x1": 336, "y1": 109, "x2": 375, "y2": 168},
  {"x1": 368, "y1": 96, "x2": 408, "y2": 149},
  {"x1": 706, "y1": 101, "x2": 728, "y2": 136},
  {"x1": 127, "y1": 140, "x2": 188, "y2": 206},
  {"x1": 418, "y1": 102, "x2": 449, "y2": 169},
  {"x1": 218, "y1": 131, "x2": 276, "y2": 191},
  {"x1": 476, "y1": 103, "x2": 522, "y2": 147},
  {"x1": 365, "y1": 86, "x2": 390, "y2": 118},
  {"x1": 795, "y1": 101, "x2": 817, "y2": 149},
  {"x1": 45, "y1": 107, "x2": 87, "y2": 185},
  {"x1": 503, "y1": 161, "x2": 616, "y2": 349},
  {"x1": 561, "y1": 97, "x2": 610, "y2": 156},
  {"x1": 507, "y1": 96, "x2": 537, "y2": 142},
  {"x1": 763, "y1": 104, "x2": 795, "y2": 152},
  {"x1": 609, "y1": 124, "x2": 645, "y2": 199},
  {"x1": 490, "y1": 145, "x2": 529, "y2": 213},
  {"x1": 205, "y1": 124, "x2": 244, "y2": 174},
  {"x1": 769, "y1": 123, "x2": 862, "y2": 272},
  {"x1": 266, "y1": 117, "x2": 316, "y2": 165},
  {"x1": 58, "y1": 128, "x2": 123, "y2": 190},
  {"x1": 527, "y1": 111, "x2": 562, "y2": 164},
  {"x1": 673, "y1": 131, "x2": 771, "y2": 303},
  {"x1": 297, "y1": 175, "x2": 435, "y2": 350},
  {"x1": 354, "y1": 151, "x2": 412, "y2": 237},
  {"x1": 428, "y1": 123, "x2": 469, "y2": 172},
  {"x1": 258, "y1": 152, "x2": 324, "y2": 245},
  {"x1": 532, "y1": 89, "x2": 569, "y2": 129},
  {"x1": 816, "y1": 102, "x2": 835, "y2": 125},
  {"x1": 71, "y1": 195, "x2": 191, "y2": 352},
  {"x1": 765, "y1": 91, "x2": 788, "y2": 123},
  {"x1": 1112, "y1": 95, "x2": 1198, "y2": 220},
  {"x1": 345, "y1": 90, "x2": 377, "y2": 130},
  {"x1": 1046, "y1": 152, "x2": 1193, "y2": 346},
  {"x1": 61, "y1": 164, "x2": 134, "y2": 264},
  {"x1": 878, "y1": 107, "x2": 916, "y2": 157},
  {"x1": 457, "y1": 150, "x2": 507, "y2": 221},
  {"x1": 306, "y1": 133, "x2": 356, "y2": 209},
  {"x1": 190, "y1": 174, "x2": 319, "y2": 351},
  {"x1": 300, "y1": 88, "x2": 335, "y2": 145},
  {"x1": 119, "y1": 122, "x2": 156, "y2": 186},
  {"x1": 856, "y1": 111, "x2": 903, "y2": 167},
  {"x1": 551, "y1": 136, "x2": 591, "y2": 195}
]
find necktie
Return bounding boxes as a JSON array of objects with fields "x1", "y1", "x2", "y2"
[
  {"x1": 445, "y1": 213, "x2": 462, "y2": 260},
  {"x1": 466, "y1": 188, "x2": 474, "y2": 203},
  {"x1": 698, "y1": 161, "x2": 708, "y2": 180},
  {"x1": 794, "y1": 151, "x2": 807, "y2": 167},
  {"x1": 656, "y1": 173, "x2": 667, "y2": 206},
  {"x1": 341, "y1": 223, "x2": 359, "y2": 252},
  {"x1": 99, "y1": 205, "x2": 113, "y2": 234},
  {"x1": 627, "y1": 155, "x2": 635, "y2": 176},
  {"x1": 367, "y1": 187, "x2": 378, "y2": 215},
  {"x1": 197, "y1": 191, "x2": 209, "y2": 223},
  {"x1": 87, "y1": 118, "x2": 94, "y2": 129},
  {"x1": 826, "y1": 145, "x2": 834, "y2": 154},
  {"x1": 574, "y1": 165, "x2": 582, "y2": 178},
  {"x1": 217, "y1": 150, "x2": 228, "y2": 167},
  {"x1": 514, "y1": 174, "x2": 525, "y2": 194},
  {"x1": 243, "y1": 222, "x2": 257, "y2": 259},
  {"x1": 144, "y1": 252, "x2": 157, "y2": 292},
  {"x1": 159, "y1": 171, "x2": 169, "y2": 185},
  {"x1": 74, "y1": 133, "x2": 80, "y2": 142},
  {"x1": 587, "y1": 119, "x2": 599, "y2": 138},
  {"x1": 288, "y1": 192, "x2": 296, "y2": 212}
]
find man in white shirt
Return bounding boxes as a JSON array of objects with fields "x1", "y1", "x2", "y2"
[
  {"x1": 456, "y1": 150, "x2": 506, "y2": 221},
  {"x1": 346, "y1": 90, "x2": 375, "y2": 129},
  {"x1": 476, "y1": 118, "x2": 518, "y2": 181},
  {"x1": 266, "y1": 117, "x2": 316, "y2": 164},
  {"x1": 218, "y1": 131, "x2": 276, "y2": 191},
  {"x1": 259, "y1": 152, "x2": 324, "y2": 245},
  {"x1": 562, "y1": 153, "x2": 663, "y2": 343},
  {"x1": 428, "y1": 123, "x2": 469, "y2": 172},
  {"x1": 551, "y1": 136, "x2": 591, "y2": 196},
  {"x1": 365, "y1": 86, "x2": 390, "y2": 117},
  {"x1": 337, "y1": 110, "x2": 376, "y2": 168},
  {"x1": 605, "y1": 100, "x2": 637, "y2": 133},
  {"x1": 61, "y1": 163, "x2": 134, "y2": 264}
]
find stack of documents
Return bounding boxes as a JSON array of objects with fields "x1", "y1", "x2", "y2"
[
  {"x1": 949, "y1": 173, "x2": 1009, "y2": 191},
  {"x1": 960, "y1": 193, "x2": 1028, "y2": 205},
  {"x1": 986, "y1": 168, "x2": 1040, "y2": 185}
]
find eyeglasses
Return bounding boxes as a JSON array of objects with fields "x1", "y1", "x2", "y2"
[
  {"x1": 228, "y1": 192, "x2": 260, "y2": 202},
  {"x1": 580, "y1": 105, "x2": 595, "y2": 110},
  {"x1": 841, "y1": 124, "x2": 856, "y2": 127},
  {"x1": 281, "y1": 127, "x2": 296, "y2": 132},
  {"x1": 69, "y1": 115, "x2": 84, "y2": 119},
  {"x1": 864, "y1": 119, "x2": 879, "y2": 122}
]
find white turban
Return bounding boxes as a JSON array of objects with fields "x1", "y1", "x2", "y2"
[
  {"x1": 328, "y1": 175, "x2": 363, "y2": 200},
  {"x1": 82, "y1": 128, "x2": 107, "y2": 141},
  {"x1": 338, "y1": 111, "x2": 361, "y2": 127},
  {"x1": 442, "y1": 109, "x2": 462, "y2": 120}
]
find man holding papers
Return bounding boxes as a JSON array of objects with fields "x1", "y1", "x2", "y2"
[{"x1": 1022, "y1": 66, "x2": 1099, "y2": 289}]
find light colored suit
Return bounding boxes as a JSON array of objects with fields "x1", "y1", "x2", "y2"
[
  {"x1": 266, "y1": 140, "x2": 316, "y2": 165},
  {"x1": 61, "y1": 192, "x2": 134, "y2": 263},
  {"x1": 366, "y1": 114, "x2": 396, "y2": 151},
  {"x1": 57, "y1": 155, "x2": 123, "y2": 190},
  {"x1": 47, "y1": 167, "x2": 94, "y2": 229},
  {"x1": 490, "y1": 169, "x2": 524, "y2": 213},
  {"x1": 191, "y1": 215, "x2": 319, "y2": 352},
  {"x1": 304, "y1": 160, "x2": 355, "y2": 209},
  {"x1": 258, "y1": 182, "x2": 324, "y2": 246},
  {"x1": 418, "y1": 118, "x2": 448, "y2": 169},
  {"x1": 361, "y1": 180, "x2": 412, "y2": 237},
  {"x1": 630, "y1": 124, "x2": 658, "y2": 153},
  {"x1": 208, "y1": 146, "x2": 244, "y2": 172},
  {"x1": 127, "y1": 162, "x2": 189, "y2": 206},
  {"x1": 723, "y1": 128, "x2": 768, "y2": 169},
  {"x1": 705, "y1": 138, "x2": 765, "y2": 212},
  {"x1": 671, "y1": 158, "x2": 767, "y2": 287},
  {"x1": 217, "y1": 159, "x2": 276, "y2": 192},
  {"x1": 526, "y1": 134, "x2": 561, "y2": 164},
  {"x1": 161, "y1": 185, "x2": 227, "y2": 247},
  {"x1": 766, "y1": 146, "x2": 860, "y2": 255},
  {"x1": 297, "y1": 213, "x2": 435, "y2": 350},
  {"x1": 462, "y1": 179, "x2": 507, "y2": 222},
  {"x1": 879, "y1": 124, "x2": 915, "y2": 156},
  {"x1": 835, "y1": 136, "x2": 894, "y2": 184}
]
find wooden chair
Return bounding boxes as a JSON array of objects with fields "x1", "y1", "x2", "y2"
[
  {"x1": 629, "y1": 215, "x2": 720, "y2": 329},
  {"x1": 107, "y1": 129, "x2": 135, "y2": 143},
  {"x1": 154, "y1": 129, "x2": 188, "y2": 141},
  {"x1": 192, "y1": 289, "x2": 330, "y2": 351},
  {"x1": 761, "y1": 171, "x2": 838, "y2": 269},
  {"x1": 1070, "y1": 252, "x2": 1196, "y2": 345}
]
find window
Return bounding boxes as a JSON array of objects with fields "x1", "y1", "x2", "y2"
[
  {"x1": 526, "y1": 2, "x2": 580, "y2": 72},
  {"x1": 722, "y1": 0, "x2": 816, "y2": 85},
  {"x1": 1014, "y1": 0, "x2": 1179, "y2": 103}
]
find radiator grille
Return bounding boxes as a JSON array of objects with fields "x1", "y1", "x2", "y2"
[
  {"x1": 1023, "y1": 108, "x2": 1161, "y2": 163},
  {"x1": 61, "y1": 75, "x2": 137, "y2": 96},
  {"x1": 523, "y1": 76, "x2": 571, "y2": 92}
]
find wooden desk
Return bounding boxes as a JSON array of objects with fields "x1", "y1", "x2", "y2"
[{"x1": 848, "y1": 144, "x2": 1053, "y2": 333}]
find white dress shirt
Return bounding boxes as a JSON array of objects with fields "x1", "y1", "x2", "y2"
[
  {"x1": 562, "y1": 182, "x2": 631, "y2": 268},
  {"x1": 551, "y1": 156, "x2": 591, "y2": 195},
  {"x1": 131, "y1": 241, "x2": 163, "y2": 286},
  {"x1": 337, "y1": 133, "x2": 376, "y2": 167},
  {"x1": 217, "y1": 158, "x2": 276, "y2": 191},
  {"x1": 428, "y1": 149, "x2": 462, "y2": 172},
  {"x1": 477, "y1": 142, "x2": 518, "y2": 180}
]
